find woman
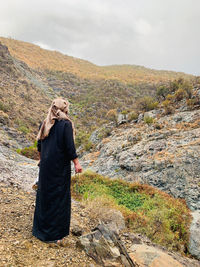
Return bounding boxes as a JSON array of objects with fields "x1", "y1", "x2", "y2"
[{"x1": 32, "y1": 98, "x2": 82, "y2": 244}]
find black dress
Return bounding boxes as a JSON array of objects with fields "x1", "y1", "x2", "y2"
[{"x1": 32, "y1": 120, "x2": 77, "y2": 242}]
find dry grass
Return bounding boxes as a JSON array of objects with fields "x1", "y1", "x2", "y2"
[{"x1": 0, "y1": 37, "x2": 193, "y2": 85}]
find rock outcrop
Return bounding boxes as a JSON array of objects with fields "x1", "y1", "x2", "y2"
[
  {"x1": 77, "y1": 222, "x2": 138, "y2": 267},
  {"x1": 189, "y1": 211, "x2": 200, "y2": 260},
  {"x1": 81, "y1": 108, "x2": 200, "y2": 211}
]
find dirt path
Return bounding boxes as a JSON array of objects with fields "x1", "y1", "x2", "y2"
[{"x1": 0, "y1": 182, "x2": 97, "y2": 267}]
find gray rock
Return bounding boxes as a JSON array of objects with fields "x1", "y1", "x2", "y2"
[
  {"x1": 117, "y1": 114, "x2": 127, "y2": 125},
  {"x1": 137, "y1": 113, "x2": 144, "y2": 123},
  {"x1": 189, "y1": 211, "x2": 200, "y2": 260},
  {"x1": 77, "y1": 223, "x2": 137, "y2": 267},
  {"x1": 144, "y1": 109, "x2": 161, "y2": 119},
  {"x1": 0, "y1": 144, "x2": 38, "y2": 192}
]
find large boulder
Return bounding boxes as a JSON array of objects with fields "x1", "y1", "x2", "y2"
[
  {"x1": 77, "y1": 223, "x2": 138, "y2": 267},
  {"x1": 189, "y1": 211, "x2": 200, "y2": 260},
  {"x1": 129, "y1": 244, "x2": 183, "y2": 267}
]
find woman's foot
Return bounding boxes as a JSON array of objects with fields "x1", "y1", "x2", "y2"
[{"x1": 47, "y1": 239, "x2": 68, "y2": 247}]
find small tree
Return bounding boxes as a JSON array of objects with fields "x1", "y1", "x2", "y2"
[{"x1": 156, "y1": 85, "x2": 170, "y2": 100}]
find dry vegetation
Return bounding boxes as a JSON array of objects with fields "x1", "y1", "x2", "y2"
[{"x1": 0, "y1": 37, "x2": 193, "y2": 85}]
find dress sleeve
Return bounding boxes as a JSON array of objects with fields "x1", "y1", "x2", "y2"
[
  {"x1": 37, "y1": 139, "x2": 41, "y2": 152},
  {"x1": 37, "y1": 122, "x2": 42, "y2": 152},
  {"x1": 64, "y1": 121, "x2": 78, "y2": 160}
]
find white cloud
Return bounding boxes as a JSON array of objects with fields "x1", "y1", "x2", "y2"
[
  {"x1": 135, "y1": 19, "x2": 153, "y2": 35},
  {"x1": 0, "y1": 0, "x2": 199, "y2": 75}
]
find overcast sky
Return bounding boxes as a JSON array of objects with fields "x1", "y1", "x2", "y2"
[{"x1": 0, "y1": 0, "x2": 199, "y2": 75}]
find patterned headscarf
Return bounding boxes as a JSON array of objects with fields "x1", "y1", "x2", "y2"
[{"x1": 37, "y1": 98, "x2": 75, "y2": 140}]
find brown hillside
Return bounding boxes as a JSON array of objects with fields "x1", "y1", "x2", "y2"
[
  {"x1": 0, "y1": 37, "x2": 194, "y2": 84},
  {"x1": 0, "y1": 42, "x2": 53, "y2": 140}
]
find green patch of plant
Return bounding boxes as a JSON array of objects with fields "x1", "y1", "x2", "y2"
[
  {"x1": 84, "y1": 141, "x2": 94, "y2": 151},
  {"x1": 128, "y1": 112, "x2": 138, "y2": 122},
  {"x1": 97, "y1": 127, "x2": 112, "y2": 140},
  {"x1": 144, "y1": 115, "x2": 154, "y2": 124},
  {"x1": 136, "y1": 96, "x2": 159, "y2": 112},
  {"x1": 0, "y1": 101, "x2": 9, "y2": 112},
  {"x1": 18, "y1": 125, "x2": 30, "y2": 134},
  {"x1": 72, "y1": 170, "x2": 191, "y2": 253},
  {"x1": 16, "y1": 141, "x2": 39, "y2": 160}
]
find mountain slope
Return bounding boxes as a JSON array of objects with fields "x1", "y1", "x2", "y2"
[
  {"x1": 0, "y1": 42, "x2": 53, "y2": 141},
  {"x1": 0, "y1": 37, "x2": 197, "y2": 149},
  {"x1": 0, "y1": 37, "x2": 194, "y2": 84}
]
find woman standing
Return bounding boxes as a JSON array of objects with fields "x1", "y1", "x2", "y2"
[{"x1": 32, "y1": 98, "x2": 82, "y2": 243}]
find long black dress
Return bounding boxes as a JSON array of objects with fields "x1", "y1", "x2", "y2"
[{"x1": 32, "y1": 119, "x2": 77, "y2": 242}]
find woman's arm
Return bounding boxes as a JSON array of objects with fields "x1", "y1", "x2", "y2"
[
  {"x1": 72, "y1": 157, "x2": 82, "y2": 173},
  {"x1": 64, "y1": 121, "x2": 83, "y2": 173}
]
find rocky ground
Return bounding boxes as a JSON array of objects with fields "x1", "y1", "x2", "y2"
[
  {"x1": 0, "y1": 182, "x2": 97, "y2": 267},
  {"x1": 0, "y1": 144, "x2": 200, "y2": 266}
]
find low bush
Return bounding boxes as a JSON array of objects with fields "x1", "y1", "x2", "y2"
[
  {"x1": 17, "y1": 141, "x2": 39, "y2": 160},
  {"x1": 136, "y1": 96, "x2": 158, "y2": 112},
  {"x1": 128, "y1": 112, "x2": 138, "y2": 122},
  {"x1": 156, "y1": 85, "x2": 170, "y2": 100},
  {"x1": 175, "y1": 88, "x2": 186, "y2": 101},
  {"x1": 97, "y1": 127, "x2": 112, "y2": 140},
  {"x1": 106, "y1": 109, "x2": 117, "y2": 123},
  {"x1": 18, "y1": 125, "x2": 30, "y2": 135},
  {"x1": 75, "y1": 131, "x2": 90, "y2": 148},
  {"x1": 162, "y1": 99, "x2": 174, "y2": 115},
  {"x1": 144, "y1": 115, "x2": 154, "y2": 124},
  {"x1": 0, "y1": 101, "x2": 9, "y2": 112}
]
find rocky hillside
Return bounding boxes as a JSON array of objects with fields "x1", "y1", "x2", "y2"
[
  {"x1": 81, "y1": 100, "x2": 200, "y2": 211},
  {"x1": 0, "y1": 42, "x2": 54, "y2": 142},
  {"x1": 0, "y1": 37, "x2": 197, "y2": 150},
  {"x1": 1, "y1": 37, "x2": 200, "y2": 265}
]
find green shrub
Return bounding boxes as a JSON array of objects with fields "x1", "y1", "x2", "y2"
[
  {"x1": 144, "y1": 115, "x2": 154, "y2": 124},
  {"x1": 156, "y1": 85, "x2": 170, "y2": 99},
  {"x1": 75, "y1": 130, "x2": 92, "y2": 150},
  {"x1": 18, "y1": 125, "x2": 30, "y2": 134},
  {"x1": 136, "y1": 96, "x2": 158, "y2": 112},
  {"x1": 71, "y1": 171, "x2": 191, "y2": 253},
  {"x1": 97, "y1": 127, "x2": 112, "y2": 140},
  {"x1": 181, "y1": 81, "x2": 193, "y2": 99},
  {"x1": 0, "y1": 101, "x2": 9, "y2": 112},
  {"x1": 166, "y1": 94, "x2": 174, "y2": 101},
  {"x1": 84, "y1": 141, "x2": 93, "y2": 151},
  {"x1": 128, "y1": 112, "x2": 138, "y2": 122},
  {"x1": 162, "y1": 99, "x2": 173, "y2": 115},
  {"x1": 121, "y1": 110, "x2": 128, "y2": 115},
  {"x1": 17, "y1": 142, "x2": 39, "y2": 160},
  {"x1": 175, "y1": 88, "x2": 186, "y2": 101},
  {"x1": 186, "y1": 99, "x2": 196, "y2": 109}
]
